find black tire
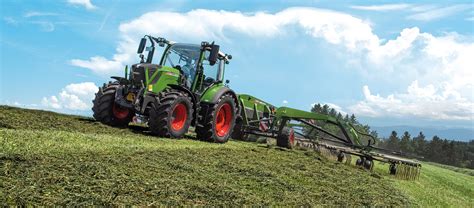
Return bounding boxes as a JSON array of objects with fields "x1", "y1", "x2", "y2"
[
  {"x1": 389, "y1": 163, "x2": 397, "y2": 175},
  {"x1": 364, "y1": 159, "x2": 374, "y2": 170},
  {"x1": 231, "y1": 118, "x2": 248, "y2": 141},
  {"x1": 196, "y1": 94, "x2": 237, "y2": 143},
  {"x1": 277, "y1": 127, "x2": 295, "y2": 149},
  {"x1": 337, "y1": 152, "x2": 345, "y2": 162},
  {"x1": 148, "y1": 89, "x2": 193, "y2": 138},
  {"x1": 92, "y1": 83, "x2": 134, "y2": 127}
]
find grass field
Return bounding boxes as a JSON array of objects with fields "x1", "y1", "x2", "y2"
[
  {"x1": 373, "y1": 162, "x2": 474, "y2": 207},
  {"x1": 0, "y1": 106, "x2": 472, "y2": 206}
]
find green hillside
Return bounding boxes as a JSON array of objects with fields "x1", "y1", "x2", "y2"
[{"x1": 0, "y1": 106, "x2": 472, "y2": 206}]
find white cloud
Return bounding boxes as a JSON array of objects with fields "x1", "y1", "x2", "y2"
[
  {"x1": 24, "y1": 12, "x2": 59, "y2": 18},
  {"x1": 407, "y1": 4, "x2": 470, "y2": 21},
  {"x1": 350, "y1": 4, "x2": 412, "y2": 11},
  {"x1": 71, "y1": 56, "x2": 123, "y2": 75},
  {"x1": 326, "y1": 103, "x2": 347, "y2": 116},
  {"x1": 67, "y1": 0, "x2": 97, "y2": 10},
  {"x1": 3, "y1": 17, "x2": 18, "y2": 25},
  {"x1": 349, "y1": 82, "x2": 474, "y2": 121},
  {"x1": 283, "y1": 100, "x2": 288, "y2": 104},
  {"x1": 42, "y1": 82, "x2": 98, "y2": 111},
  {"x1": 31, "y1": 21, "x2": 55, "y2": 32},
  {"x1": 4, "y1": 101, "x2": 39, "y2": 109},
  {"x1": 70, "y1": 8, "x2": 474, "y2": 122},
  {"x1": 71, "y1": 8, "x2": 379, "y2": 75}
]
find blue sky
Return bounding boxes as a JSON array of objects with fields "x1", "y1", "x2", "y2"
[{"x1": 1, "y1": 0, "x2": 473, "y2": 129}]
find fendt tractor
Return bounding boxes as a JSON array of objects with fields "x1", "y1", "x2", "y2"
[
  {"x1": 93, "y1": 36, "x2": 237, "y2": 143},
  {"x1": 92, "y1": 36, "x2": 421, "y2": 179}
]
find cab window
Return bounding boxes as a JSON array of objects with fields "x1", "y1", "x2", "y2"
[{"x1": 201, "y1": 50, "x2": 220, "y2": 87}]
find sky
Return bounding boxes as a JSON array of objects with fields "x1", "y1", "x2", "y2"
[{"x1": 0, "y1": 0, "x2": 473, "y2": 129}]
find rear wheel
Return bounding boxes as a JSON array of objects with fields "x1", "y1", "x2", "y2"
[
  {"x1": 148, "y1": 89, "x2": 193, "y2": 138},
  {"x1": 196, "y1": 94, "x2": 237, "y2": 143},
  {"x1": 277, "y1": 127, "x2": 295, "y2": 149},
  {"x1": 92, "y1": 83, "x2": 134, "y2": 127}
]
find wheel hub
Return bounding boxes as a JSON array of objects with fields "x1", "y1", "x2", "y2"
[
  {"x1": 171, "y1": 103, "x2": 187, "y2": 131},
  {"x1": 112, "y1": 103, "x2": 130, "y2": 119},
  {"x1": 215, "y1": 103, "x2": 232, "y2": 137}
]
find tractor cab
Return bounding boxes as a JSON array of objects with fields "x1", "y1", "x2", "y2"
[{"x1": 134, "y1": 36, "x2": 232, "y2": 94}]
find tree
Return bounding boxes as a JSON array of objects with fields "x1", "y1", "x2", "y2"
[
  {"x1": 387, "y1": 131, "x2": 400, "y2": 151},
  {"x1": 311, "y1": 103, "x2": 322, "y2": 114},
  {"x1": 399, "y1": 131, "x2": 413, "y2": 153},
  {"x1": 350, "y1": 114, "x2": 357, "y2": 124},
  {"x1": 427, "y1": 136, "x2": 443, "y2": 162},
  {"x1": 343, "y1": 114, "x2": 350, "y2": 122},
  {"x1": 412, "y1": 131, "x2": 427, "y2": 155},
  {"x1": 322, "y1": 104, "x2": 330, "y2": 115},
  {"x1": 329, "y1": 108, "x2": 337, "y2": 117}
]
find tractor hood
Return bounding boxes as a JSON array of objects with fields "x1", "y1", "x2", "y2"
[
  {"x1": 130, "y1": 63, "x2": 181, "y2": 92},
  {"x1": 130, "y1": 63, "x2": 160, "y2": 85}
]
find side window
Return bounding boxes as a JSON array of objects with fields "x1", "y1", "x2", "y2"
[{"x1": 201, "y1": 51, "x2": 219, "y2": 84}]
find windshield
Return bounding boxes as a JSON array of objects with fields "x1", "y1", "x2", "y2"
[
  {"x1": 162, "y1": 44, "x2": 201, "y2": 87},
  {"x1": 163, "y1": 44, "x2": 200, "y2": 72}
]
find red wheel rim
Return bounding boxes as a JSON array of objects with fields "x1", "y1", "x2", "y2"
[
  {"x1": 112, "y1": 103, "x2": 129, "y2": 119},
  {"x1": 171, "y1": 103, "x2": 187, "y2": 131},
  {"x1": 289, "y1": 129, "x2": 295, "y2": 145},
  {"x1": 215, "y1": 103, "x2": 232, "y2": 137}
]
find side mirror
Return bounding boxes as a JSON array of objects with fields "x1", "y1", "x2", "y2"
[
  {"x1": 208, "y1": 44, "x2": 220, "y2": 66},
  {"x1": 137, "y1": 38, "x2": 147, "y2": 54}
]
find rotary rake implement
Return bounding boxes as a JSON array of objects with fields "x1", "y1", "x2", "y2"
[{"x1": 231, "y1": 94, "x2": 421, "y2": 180}]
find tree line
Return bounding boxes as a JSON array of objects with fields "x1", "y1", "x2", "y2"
[
  {"x1": 378, "y1": 131, "x2": 474, "y2": 169},
  {"x1": 310, "y1": 103, "x2": 474, "y2": 169}
]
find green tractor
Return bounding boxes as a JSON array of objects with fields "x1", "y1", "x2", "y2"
[{"x1": 92, "y1": 36, "x2": 238, "y2": 143}]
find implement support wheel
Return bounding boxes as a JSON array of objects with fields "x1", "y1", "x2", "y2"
[{"x1": 277, "y1": 127, "x2": 295, "y2": 149}]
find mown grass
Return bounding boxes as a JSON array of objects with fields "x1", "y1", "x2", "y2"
[
  {"x1": 0, "y1": 105, "x2": 410, "y2": 206},
  {"x1": 425, "y1": 162, "x2": 474, "y2": 176},
  {"x1": 373, "y1": 161, "x2": 474, "y2": 207}
]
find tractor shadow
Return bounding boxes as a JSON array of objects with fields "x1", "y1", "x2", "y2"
[
  {"x1": 77, "y1": 117, "x2": 210, "y2": 142},
  {"x1": 77, "y1": 117, "x2": 96, "y2": 123},
  {"x1": 127, "y1": 124, "x2": 199, "y2": 141}
]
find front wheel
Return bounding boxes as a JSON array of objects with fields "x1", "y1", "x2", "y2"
[
  {"x1": 92, "y1": 83, "x2": 134, "y2": 127},
  {"x1": 196, "y1": 94, "x2": 237, "y2": 143},
  {"x1": 148, "y1": 89, "x2": 193, "y2": 138}
]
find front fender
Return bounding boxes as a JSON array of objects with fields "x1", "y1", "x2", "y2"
[{"x1": 141, "y1": 92, "x2": 159, "y2": 114}]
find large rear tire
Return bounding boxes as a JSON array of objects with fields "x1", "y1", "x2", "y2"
[
  {"x1": 196, "y1": 94, "x2": 237, "y2": 143},
  {"x1": 92, "y1": 83, "x2": 134, "y2": 127},
  {"x1": 277, "y1": 127, "x2": 295, "y2": 149},
  {"x1": 148, "y1": 89, "x2": 193, "y2": 138}
]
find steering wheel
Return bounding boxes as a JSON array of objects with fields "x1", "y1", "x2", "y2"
[
  {"x1": 173, "y1": 65, "x2": 185, "y2": 75},
  {"x1": 204, "y1": 77, "x2": 215, "y2": 84}
]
